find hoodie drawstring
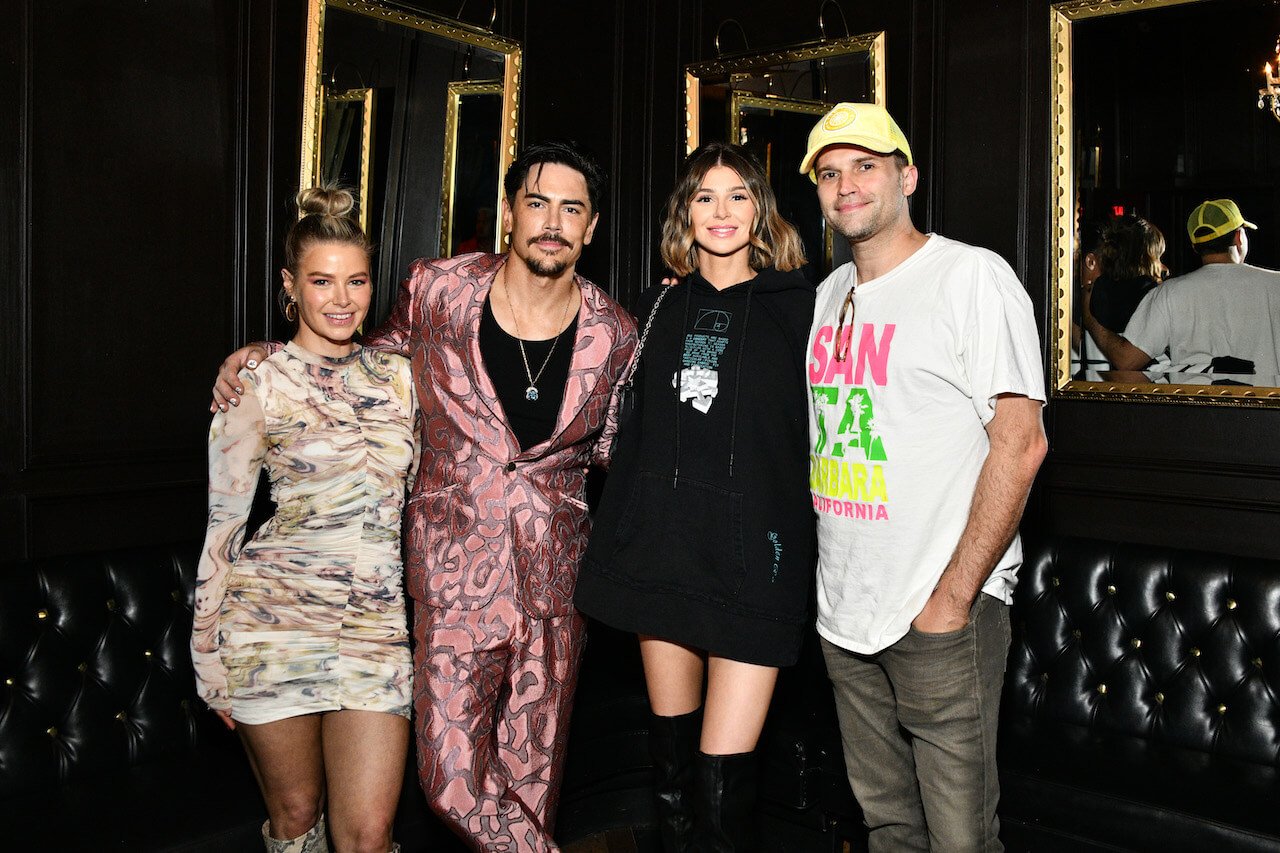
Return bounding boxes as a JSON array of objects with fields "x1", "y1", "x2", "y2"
[
  {"x1": 727, "y1": 279, "x2": 755, "y2": 478},
  {"x1": 673, "y1": 282, "x2": 692, "y2": 488}
]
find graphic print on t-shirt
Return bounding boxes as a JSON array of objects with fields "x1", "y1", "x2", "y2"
[
  {"x1": 808, "y1": 321, "x2": 894, "y2": 521},
  {"x1": 675, "y1": 309, "x2": 732, "y2": 413}
]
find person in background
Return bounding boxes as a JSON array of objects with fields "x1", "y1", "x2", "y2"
[
  {"x1": 1086, "y1": 213, "x2": 1167, "y2": 338},
  {"x1": 193, "y1": 186, "x2": 415, "y2": 853},
  {"x1": 1085, "y1": 198, "x2": 1280, "y2": 376}
]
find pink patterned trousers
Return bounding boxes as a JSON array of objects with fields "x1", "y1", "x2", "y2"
[{"x1": 412, "y1": 595, "x2": 586, "y2": 852}]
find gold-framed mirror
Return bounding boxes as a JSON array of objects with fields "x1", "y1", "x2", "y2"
[
  {"x1": 319, "y1": 86, "x2": 374, "y2": 232},
  {"x1": 441, "y1": 80, "x2": 502, "y2": 258},
  {"x1": 300, "y1": 0, "x2": 520, "y2": 324},
  {"x1": 685, "y1": 32, "x2": 886, "y2": 282},
  {"x1": 1051, "y1": 0, "x2": 1280, "y2": 405}
]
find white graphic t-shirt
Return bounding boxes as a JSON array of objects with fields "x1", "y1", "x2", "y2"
[{"x1": 807, "y1": 234, "x2": 1046, "y2": 654}]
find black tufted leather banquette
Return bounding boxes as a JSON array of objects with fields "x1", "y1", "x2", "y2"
[
  {"x1": 0, "y1": 543, "x2": 264, "y2": 850},
  {"x1": 1000, "y1": 535, "x2": 1280, "y2": 852},
  {"x1": 0, "y1": 542, "x2": 451, "y2": 852}
]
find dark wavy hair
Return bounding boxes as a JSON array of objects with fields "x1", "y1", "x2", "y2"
[
  {"x1": 659, "y1": 142, "x2": 806, "y2": 277},
  {"x1": 503, "y1": 139, "x2": 606, "y2": 215},
  {"x1": 1098, "y1": 214, "x2": 1165, "y2": 281}
]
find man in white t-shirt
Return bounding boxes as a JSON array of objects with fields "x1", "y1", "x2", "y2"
[
  {"x1": 1084, "y1": 198, "x2": 1280, "y2": 377},
  {"x1": 799, "y1": 103, "x2": 1048, "y2": 852}
]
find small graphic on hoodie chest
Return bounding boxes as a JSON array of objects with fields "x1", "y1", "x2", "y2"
[{"x1": 678, "y1": 314, "x2": 732, "y2": 414}]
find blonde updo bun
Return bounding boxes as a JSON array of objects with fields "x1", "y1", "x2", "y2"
[
  {"x1": 280, "y1": 185, "x2": 375, "y2": 323},
  {"x1": 296, "y1": 186, "x2": 357, "y2": 220}
]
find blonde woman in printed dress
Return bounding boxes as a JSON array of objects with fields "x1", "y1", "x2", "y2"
[{"x1": 192, "y1": 187, "x2": 416, "y2": 853}]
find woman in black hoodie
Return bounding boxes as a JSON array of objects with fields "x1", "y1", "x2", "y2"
[{"x1": 576, "y1": 143, "x2": 815, "y2": 851}]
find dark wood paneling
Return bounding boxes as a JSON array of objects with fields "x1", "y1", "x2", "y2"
[
  {"x1": 1, "y1": 0, "x2": 298, "y2": 561},
  {"x1": 25, "y1": 0, "x2": 239, "y2": 468},
  {"x1": 0, "y1": 0, "x2": 30, "y2": 557}
]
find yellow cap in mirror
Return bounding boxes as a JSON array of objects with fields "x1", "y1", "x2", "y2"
[{"x1": 1186, "y1": 198, "x2": 1257, "y2": 244}]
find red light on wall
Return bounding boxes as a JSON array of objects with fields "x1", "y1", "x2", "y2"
[{"x1": 1112, "y1": 205, "x2": 1126, "y2": 216}]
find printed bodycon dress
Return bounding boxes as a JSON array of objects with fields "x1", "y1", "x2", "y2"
[{"x1": 192, "y1": 341, "x2": 417, "y2": 725}]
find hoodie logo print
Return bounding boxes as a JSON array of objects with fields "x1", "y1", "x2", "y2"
[
  {"x1": 679, "y1": 313, "x2": 732, "y2": 414},
  {"x1": 695, "y1": 309, "x2": 731, "y2": 333}
]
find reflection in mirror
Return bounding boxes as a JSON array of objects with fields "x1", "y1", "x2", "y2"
[
  {"x1": 319, "y1": 87, "x2": 374, "y2": 231},
  {"x1": 301, "y1": 0, "x2": 520, "y2": 326},
  {"x1": 442, "y1": 81, "x2": 502, "y2": 257},
  {"x1": 731, "y1": 94, "x2": 835, "y2": 274},
  {"x1": 686, "y1": 33, "x2": 885, "y2": 282},
  {"x1": 1052, "y1": 0, "x2": 1280, "y2": 403}
]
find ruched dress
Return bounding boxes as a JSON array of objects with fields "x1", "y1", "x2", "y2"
[{"x1": 191, "y1": 341, "x2": 417, "y2": 725}]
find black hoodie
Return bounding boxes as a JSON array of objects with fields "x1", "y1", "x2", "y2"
[{"x1": 577, "y1": 267, "x2": 817, "y2": 666}]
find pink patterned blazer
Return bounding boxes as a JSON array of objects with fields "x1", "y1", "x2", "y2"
[{"x1": 366, "y1": 253, "x2": 637, "y2": 618}]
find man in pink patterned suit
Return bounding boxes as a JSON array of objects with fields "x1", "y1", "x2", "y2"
[{"x1": 213, "y1": 140, "x2": 636, "y2": 851}]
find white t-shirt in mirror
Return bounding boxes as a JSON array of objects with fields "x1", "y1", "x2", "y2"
[{"x1": 807, "y1": 234, "x2": 1046, "y2": 654}]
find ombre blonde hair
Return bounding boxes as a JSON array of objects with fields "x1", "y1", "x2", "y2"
[{"x1": 659, "y1": 142, "x2": 806, "y2": 277}]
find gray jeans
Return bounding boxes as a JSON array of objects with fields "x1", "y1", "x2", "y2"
[{"x1": 821, "y1": 593, "x2": 1010, "y2": 853}]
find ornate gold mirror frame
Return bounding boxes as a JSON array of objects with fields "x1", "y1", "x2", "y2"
[
  {"x1": 299, "y1": 0, "x2": 521, "y2": 239},
  {"x1": 441, "y1": 80, "x2": 503, "y2": 256},
  {"x1": 1050, "y1": 0, "x2": 1280, "y2": 405},
  {"x1": 318, "y1": 86, "x2": 374, "y2": 231},
  {"x1": 685, "y1": 32, "x2": 886, "y2": 153}
]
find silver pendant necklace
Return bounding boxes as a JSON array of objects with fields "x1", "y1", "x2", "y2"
[{"x1": 501, "y1": 271, "x2": 575, "y2": 402}]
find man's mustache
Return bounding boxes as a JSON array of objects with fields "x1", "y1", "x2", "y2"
[{"x1": 529, "y1": 233, "x2": 571, "y2": 248}]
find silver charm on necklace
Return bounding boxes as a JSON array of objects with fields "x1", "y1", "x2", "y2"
[{"x1": 502, "y1": 268, "x2": 575, "y2": 405}]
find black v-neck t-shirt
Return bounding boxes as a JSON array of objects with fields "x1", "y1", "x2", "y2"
[{"x1": 479, "y1": 295, "x2": 578, "y2": 451}]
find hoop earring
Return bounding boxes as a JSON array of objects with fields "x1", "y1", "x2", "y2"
[{"x1": 284, "y1": 300, "x2": 298, "y2": 322}]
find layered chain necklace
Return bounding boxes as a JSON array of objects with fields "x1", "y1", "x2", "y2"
[{"x1": 500, "y1": 271, "x2": 576, "y2": 402}]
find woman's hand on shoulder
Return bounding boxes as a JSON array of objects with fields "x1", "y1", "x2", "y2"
[
  {"x1": 661, "y1": 277, "x2": 680, "y2": 287},
  {"x1": 211, "y1": 345, "x2": 268, "y2": 413}
]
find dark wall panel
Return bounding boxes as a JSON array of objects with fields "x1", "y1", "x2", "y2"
[
  {"x1": 1, "y1": 0, "x2": 302, "y2": 561},
  {"x1": 26, "y1": 1, "x2": 238, "y2": 467}
]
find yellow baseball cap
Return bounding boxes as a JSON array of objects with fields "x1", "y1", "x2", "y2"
[
  {"x1": 799, "y1": 102, "x2": 913, "y2": 183},
  {"x1": 1186, "y1": 199, "x2": 1256, "y2": 244}
]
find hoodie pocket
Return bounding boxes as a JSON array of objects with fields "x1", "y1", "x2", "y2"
[{"x1": 612, "y1": 471, "x2": 745, "y2": 602}]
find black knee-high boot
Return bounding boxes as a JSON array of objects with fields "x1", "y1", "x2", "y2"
[
  {"x1": 649, "y1": 708, "x2": 702, "y2": 852},
  {"x1": 692, "y1": 750, "x2": 758, "y2": 852}
]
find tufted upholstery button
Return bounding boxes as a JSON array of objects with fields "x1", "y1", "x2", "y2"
[
  {"x1": 1217, "y1": 704, "x2": 1227, "y2": 715},
  {"x1": 1097, "y1": 683, "x2": 1107, "y2": 694},
  {"x1": 4, "y1": 677, "x2": 12, "y2": 686},
  {"x1": 116, "y1": 711, "x2": 127, "y2": 721},
  {"x1": 180, "y1": 699, "x2": 190, "y2": 711},
  {"x1": 1165, "y1": 591, "x2": 1176, "y2": 602},
  {"x1": 77, "y1": 662, "x2": 87, "y2": 673},
  {"x1": 1226, "y1": 599, "x2": 1237, "y2": 610},
  {"x1": 36, "y1": 609, "x2": 48, "y2": 620},
  {"x1": 1155, "y1": 691, "x2": 1165, "y2": 704},
  {"x1": 170, "y1": 590, "x2": 180, "y2": 602},
  {"x1": 1072, "y1": 629, "x2": 1081, "y2": 640},
  {"x1": 1190, "y1": 647, "x2": 1201, "y2": 658},
  {"x1": 46, "y1": 726, "x2": 57, "y2": 737},
  {"x1": 105, "y1": 598, "x2": 115, "y2": 611},
  {"x1": 144, "y1": 649, "x2": 153, "y2": 658},
  {"x1": 1052, "y1": 576, "x2": 1060, "y2": 588},
  {"x1": 1254, "y1": 657, "x2": 1264, "y2": 669},
  {"x1": 1040, "y1": 672, "x2": 1049, "y2": 683},
  {"x1": 506, "y1": 461, "x2": 517, "y2": 472},
  {"x1": 1131, "y1": 638, "x2": 1142, "y2": 649},
  {"x1": 1107, "y1": 584, "x2": 1116, "y2": 595}
]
